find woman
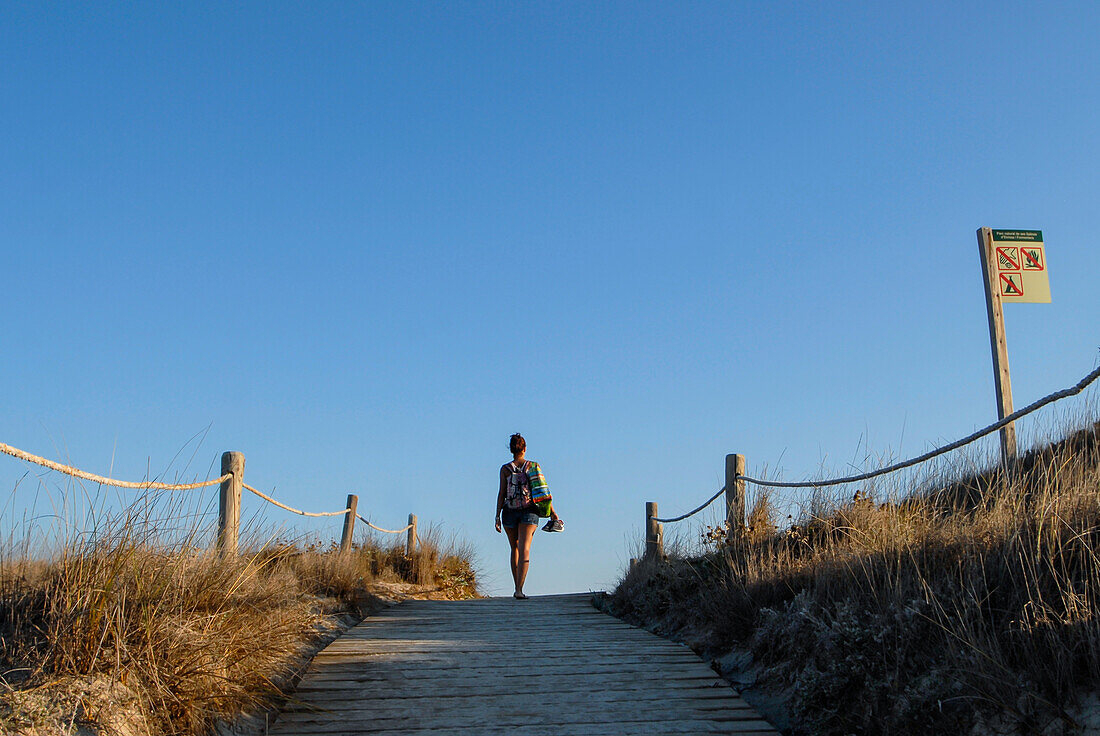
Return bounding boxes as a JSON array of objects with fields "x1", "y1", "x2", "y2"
[{"x1": 494, "y1": 433, "x2": 563, "y2": 599}]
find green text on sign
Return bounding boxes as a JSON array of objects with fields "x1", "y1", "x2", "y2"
[{"x1": 992, "y1": 230, "x2": 1043, "y2": 242}]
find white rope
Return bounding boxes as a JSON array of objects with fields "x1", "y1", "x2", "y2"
[
  {"x1": 0, "y1": 442, "x2": 231, "y2": 490},
  {"x1": 242, "y1": 483, "x2": 350, "y2": 517},
  {"x1": 740, "y1": 363, "x2": 1100, "y2": 489},
  {"x1": 653, "y1": 487, "x2": 725, "y2": 524},
  {"x1": 652, "y1": 361, "x2": 1100, "y2": 522},
  {"x1": 0, "y1": 441, "x2": 416, "y2": 531},
  {"x1": 356, "y1": 513, "x2": 413, "y2": 534}
]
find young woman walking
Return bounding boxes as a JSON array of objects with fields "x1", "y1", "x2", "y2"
[{"x1": 495, "y1": 433, "x2": 563, "y2": 599}]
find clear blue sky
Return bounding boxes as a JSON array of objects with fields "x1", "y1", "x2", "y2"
[{"x1": 2, "y1": 2, "x2": 1098, "y2": 595}]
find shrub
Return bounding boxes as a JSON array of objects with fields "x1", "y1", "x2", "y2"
[
  {"x1": 609, "y1": 419, "x2": 1100, "y2": 735},
  {"x1": 0, "y1": 497, "x2": 479, "y2": 735}
]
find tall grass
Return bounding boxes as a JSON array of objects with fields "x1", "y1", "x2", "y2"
[
  {"x1": 0, "y1": 492, "x2": 477, "y2": 735},
  {"x1": 610, "y1": 417, "x2": 1100, "y2": 735}
]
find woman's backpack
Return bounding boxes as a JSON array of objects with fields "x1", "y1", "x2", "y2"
[
  {"x1": 504, "y1": 460, "x2": 553, "y2": 517},
  {"x1": 504, "y1": 461, "x2": 532, "y2": 510}
]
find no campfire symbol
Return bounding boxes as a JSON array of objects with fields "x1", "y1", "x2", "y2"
[{"x1": 1021, "y1": 247, "x2": 1044, "y2": 271}]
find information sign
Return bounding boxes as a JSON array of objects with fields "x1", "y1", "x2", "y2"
[{"x1": 990, "y1": 230, "x2": 1050, "y2": 303}]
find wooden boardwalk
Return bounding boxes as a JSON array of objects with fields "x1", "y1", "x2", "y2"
[{"x1": 270, "y1": 593, "x2": 780, "y2": 735}]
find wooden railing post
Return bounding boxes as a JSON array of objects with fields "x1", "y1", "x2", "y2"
[
  {"x1": 645, "y1": 501, "x2": 662, "y2": 560},
  {"x1": 218, "y1": 451, "x2": 244, "y2": 555},
  {"x1": 406, "y1": 513, "x2": 417, "y2": 557},
  {"x1": 340, "y1": 494, "x2": 358, "y2": 553},
  {"x1": 977, "y1": 227, "x2": 1018, "y2": 465},
  {"x1": 725, "y1": 453, "x2": 746, "y2": 544}
]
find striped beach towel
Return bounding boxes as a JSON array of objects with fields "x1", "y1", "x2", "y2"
[{"x1": 527, "y1": 461, "x2": 553, "y2": 517}]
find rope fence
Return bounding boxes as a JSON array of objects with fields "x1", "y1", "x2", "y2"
[
  {"x1": 652, "y1": 487, "x2": 725, "y2": 524},
  {"x1": 357, "y1": 514, "x2": 413, "y2": 534},
  {"x1": 243, "y1": 482, "x2": 350, "y2": 517},
  {"x1": 357, "y1": 513, "x2": 421, "y2": 555},
  {"x1": 0, "y1": 442, "x2": 231, "y2": 490},
  {"x1": 639, "y1": 362, "x2": 1100, "y2": 555},
  {"x1": 739, "y1": 363, "x2": 1100, "y2": 490},
  {"x1": 0, "y1": 442, "x2": 418, "y2": 555}
]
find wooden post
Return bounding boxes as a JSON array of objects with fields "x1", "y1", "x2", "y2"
[
  {"x1": 217, "y1": 451, "x2": 244, "y2": 555},
  {"x1": 725, "y1": 453, "x2": 746, "y2": 544},
  {"x1": 406, "y1": 513, "x2": 417, "y2": 557},
  {"x1": 645, "y1": 502, "x2": 662, "y2": 560},
  {"x1": 977, "y1": 227, "x2": 1018, "y2": 464},
  {"x1": 340, "y1": 494, "x2": 358, "y2": 553}
]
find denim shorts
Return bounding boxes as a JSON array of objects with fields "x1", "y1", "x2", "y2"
[{"x1": 501, "y1": 506, "x2": 540, "y2": 528}]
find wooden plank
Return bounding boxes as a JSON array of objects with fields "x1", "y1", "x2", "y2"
[
  {"x1": 294, "y1": 672, "x2": 722, "y2": 691},
  {"x1": 282, "y1": 700, "x2": 749, "y2": 720},
  {"x1": 345, "y1": 618, "x2": 666, "y2": 629},
  {"x1": 269, "y1": 719, "x2": 779, "y2": 735},
  {"x1": 311, "y1": 652, "x2": 702, "y2": 667},
  {"x1": 301, "y1": 655, "x2": 717, "y2": 673},
  {"x1": 274, "y1": 713, "x2": 770, "y2": 732},
  {"x1": 350, "y1": 612, "x2": 619, "y2": 625},
  {"x1": 294, "y1": 666, "x2": 721, "y2": 685},
  {"x1": 286, "y1": 689, "x2": 744, "y2": 708},
  {"x1": 317, "y1": 645, "x2": 691, "y2": 657},
  {"x1": 387, "y1": 599, "x2": 595, "y2": 607},
  {"x1": 355, "y1": 610, "x2": 616, "y2": 620},
  {"x1": 315, "y1": 643, "x2": 699, "y2": 657},
  {"x1": 269, "y1": 595, "x2": 780, "y2": 736},
  {"x1": 278, "y1": 698, "x2": 756, "y2": 723},
  {"x1": 339, "y1": 628, "x2": 649, "y2": 640},
  {"x1": 318, "y1": 633, "x2": 694, "y2": 646},
  {"x1": 302, "y1": 656, "x2": 711, "y2": 672},
  {"x1": 301, "y1": 656, "x2": 713, "y2": 673},
  {"x1": 347, "y1": 617, "x2": 650, "y2": 629},
  {"x1": 345, "y1": 625, "x2": 651, "y2": 634}
]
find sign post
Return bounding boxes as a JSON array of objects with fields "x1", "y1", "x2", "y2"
[{"x1": 976, "y1": 227, "x2": 1050, "y2": 466}]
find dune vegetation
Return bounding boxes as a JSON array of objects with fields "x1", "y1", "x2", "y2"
[
  {"x1": 608, "y1": 416, "x2": 1100, "y2": 735},
  {"x1": 0, "y1": 494, "x2": 478, "y2": 736}
]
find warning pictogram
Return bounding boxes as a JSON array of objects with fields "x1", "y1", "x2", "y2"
[
  {"x1": 996, "y1": 247, "x2": 1019, "y2": 270},
  {"x1": 999, "y1": 272, "x2": 1024, "y2": 297},
  {"x1": 1021, "y1": 247, "x2": 1044, "y2": 271},
  {"x1": 990, "y1": 229, "x2": 1050, "y2": 303}
]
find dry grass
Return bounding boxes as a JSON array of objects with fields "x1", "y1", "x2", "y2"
[
  {"x1": 610, "y1": 417, "x2": 1100, "y2": 735},
  {"x1": 0, "y1": 497, "x2": 478, "y2": 736}
]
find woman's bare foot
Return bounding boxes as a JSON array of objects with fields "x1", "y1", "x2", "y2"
[{"x1": 513, "y1": 591, "x2": 528, "y2": 600}]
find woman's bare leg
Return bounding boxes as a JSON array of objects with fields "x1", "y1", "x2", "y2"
[
  {"x1": 504, "y1": 526, "x2": 519, "y2": 591},
  {"x1": 515, "y1": 522, "x2": 537, "y2": 595}
]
